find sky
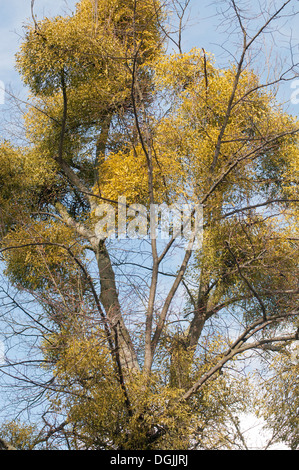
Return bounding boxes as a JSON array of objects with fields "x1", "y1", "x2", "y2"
[
  {"x1": 0, "y1": 0, "x2": 298, "y2": 450},
  {"x1": 0, "y1": 1, "x2": 77, "y2": 100},
  {"x1": 0, "y1": 339, "x2": 3, "y2": 363}
]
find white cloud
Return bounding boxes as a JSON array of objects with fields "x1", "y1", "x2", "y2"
[{"x1": 239, "y1": 413, "x2": 290, "y2": 450}]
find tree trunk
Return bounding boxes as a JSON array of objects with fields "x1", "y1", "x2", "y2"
[
  {"x1": 0, "y1": 438, "x2": 16, "y2": 450},
  {"x1": 96, "y1": 241, "x2": 140, "y2": 372}
]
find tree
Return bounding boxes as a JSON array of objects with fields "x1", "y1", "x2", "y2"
[
  {"x1": 255, "y1": 343, "x2": 299, "y2": 450},
  {"x1": 0, "y1": 0, "x2": 298, "y2": 450}
]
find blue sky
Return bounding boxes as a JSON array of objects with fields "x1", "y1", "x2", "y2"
[{"x1": 0, "y1": 0, "x2": 78, "y2": 91}]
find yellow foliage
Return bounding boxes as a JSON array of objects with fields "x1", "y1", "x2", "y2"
[
  {"x1": 2, "y1": 220, "x2": 83, "y2": 290},
  {"x1": 0, "y1": 421, "x2": 40, "y2": 450},
  {"x1": 95, "y1": 143, "x2": 184, "y2": 206}
]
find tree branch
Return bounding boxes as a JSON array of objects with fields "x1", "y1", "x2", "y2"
[{"x1": 181, "y1": 311, "x2": 298, "y2": 401}]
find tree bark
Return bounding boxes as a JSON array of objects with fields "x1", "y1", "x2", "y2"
[
  {"x1": 96, "y1": 241, "x2": 140, "y2": 372},
  {"x1": 0, "y1": 437, "x2": 16, "y2": 450}
]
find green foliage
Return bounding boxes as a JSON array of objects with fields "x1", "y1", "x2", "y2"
[
  {"x1": 257, "y1": 351, "x2": 299, "y2": 450},
  {"x1": 42, "y1": 325, "x2": 251, "y2": 450}
]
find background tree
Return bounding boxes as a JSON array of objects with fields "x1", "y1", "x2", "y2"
[{"x1": 0, "y1": 0, "x2": 298, "y2": 450}]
